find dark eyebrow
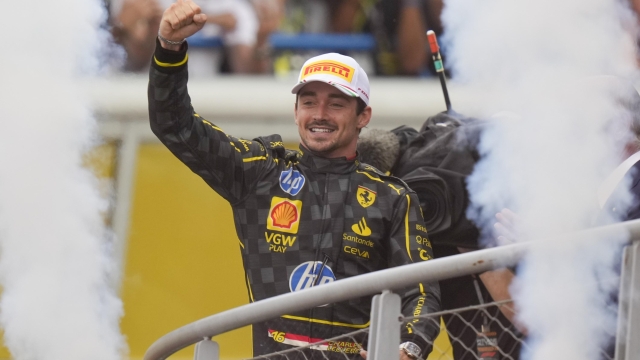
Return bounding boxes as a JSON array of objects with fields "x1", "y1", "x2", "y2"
[
  {"x1": 298, "y1": 90, "x2": 351, "y2": 102},
  {"x1": 328, "y1": 93, "x2": 351, "y2": 101},
  {"x1": 298, "y1": 91, "x2": 316, "y2": 98}
]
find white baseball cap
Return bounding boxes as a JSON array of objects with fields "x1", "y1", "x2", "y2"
[{"x1": 291, "y1": 53, "x2": 371, "y2": 105}]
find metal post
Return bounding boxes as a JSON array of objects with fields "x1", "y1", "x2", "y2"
[
  {"x1": 111, "y1": 124, "x2": 140, "y2": 292},
  {"x1": 194, "y1": 338, "x2": 219, "y2": 360},
  {"x1": 615, "y1": 242, "x2": 640, "y2": 360},
  {"x1": 368, "y1": 291, "x2": 401, "y2": 360}
]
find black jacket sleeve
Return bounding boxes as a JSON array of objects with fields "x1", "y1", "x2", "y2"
[
  {"x1": 388, "y1": 189, "x2": 441, "y2": 357},
  {"x1": 148, "y1": 40, "x2": 276, "y2": 203}
]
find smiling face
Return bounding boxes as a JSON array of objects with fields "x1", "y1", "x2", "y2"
[{"x1": 294, "y1": 82, "x2": 371, "y2": 159}]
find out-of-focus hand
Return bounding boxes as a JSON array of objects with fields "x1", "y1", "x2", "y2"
[
  {"x1": 494, "y1": 208, "x2": 520, "y2": 245},
  {"x1": 252, "y1": 0, "x2": 285, "y2": 35},
  {"x1": 118, "y1": 0, "x2": 163, "y2": 42},
  {"x1": 207, "y1": 13, "x2": 237, "y2": 31},
  {"x1": 158, "y1": 0, "x2": 207, "y2": 50},
  {"x1": 360, "y1": 349, "x2": 415, "y2": 360}
]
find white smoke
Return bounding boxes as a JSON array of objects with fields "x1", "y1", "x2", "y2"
[
  {"x1": 0, "y1": 0, "x2": 125, "y2": 359},
  {"x1": 441, "y1": 0, "x2": 639, "y2": 359}
]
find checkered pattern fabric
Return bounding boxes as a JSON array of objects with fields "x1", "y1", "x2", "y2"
[{"x1": 149, "y1": 44, "x2": 441, "y2": 359}]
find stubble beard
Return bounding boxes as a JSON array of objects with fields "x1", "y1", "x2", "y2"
[{"x1": 301, "y1": 136, "x2": 339, "y2": 157}]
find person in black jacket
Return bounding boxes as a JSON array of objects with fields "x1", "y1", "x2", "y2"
[
  {"x1": 358, "y1": 114, "x2": 524, "y2": 360},
  {"x1": 357, "y1": 77, "x2": 640, "y2": 360},
  {"x1": 148, "y1": 1, "x2": 440, "y2": 359}
]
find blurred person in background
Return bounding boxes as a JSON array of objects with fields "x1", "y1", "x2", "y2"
[
  {"x1": 252, "y1": 0, "x2": 287, "y2": 72},
  {"x1": 358, "y1": 115, "x2": 524, "y2": 360},
  {"x1": 147, "y1": 0, "x2": 441, "y2": 358},
  {"x1": 360, "y1": 77, "x2": 640, "y2": 360},
  {"x1": 192, "y1": 0, "x2": 260, "y2": 73},
  {"x1": 111, "y1": 0, "x2": 283, "y2": 73},
  {"x1": 111, "y1": 0, "x2": 163, "y2": 71},
  {"x1": 490, "y1": 78, "x2": 640, "y2": 359},
  {"x1": 329, "y1": 0, "x2": 444, "y2": 76}
]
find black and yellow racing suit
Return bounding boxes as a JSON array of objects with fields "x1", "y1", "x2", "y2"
[{"x1": 148, "y1": 40, "x2": 441, "y2": 359}]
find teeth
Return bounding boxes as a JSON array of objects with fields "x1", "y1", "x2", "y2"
[{"x1": 311, "y1": 128, "x2": 333, "y2": 133}]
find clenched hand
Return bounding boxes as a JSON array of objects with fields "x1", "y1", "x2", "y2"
[{"x1": 158, "y1": 0, "x2": 207, "y2": 50}]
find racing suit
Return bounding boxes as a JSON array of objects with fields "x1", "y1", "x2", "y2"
[{"x1": 148, "y1": 40, "x2": 441, "y2": 359}]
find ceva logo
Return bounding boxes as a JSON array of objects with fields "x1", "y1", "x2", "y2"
[
  {"x1": 289, "y1": 261, "x2": 336, "y2": 292},
  {"x1": 279, "y1": 168, "x2": 306, "y2": 196}
]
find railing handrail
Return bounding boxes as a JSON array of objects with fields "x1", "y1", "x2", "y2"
[{"x1": 144, "y1": 219, "x2": 640, "y2": 360}]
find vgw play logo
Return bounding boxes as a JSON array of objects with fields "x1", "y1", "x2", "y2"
[
  {"x1": 289, "y1": 261, "x2": 335, "y2": 292},
  {"x1": 280, "y1": 168, "x2": 305, "y2": 196}
]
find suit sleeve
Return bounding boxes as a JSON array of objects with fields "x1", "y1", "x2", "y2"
[
  {"x1": 388, "y1": 190, "x2": 441, "y2": 358},
  {"x1": 148, "y1": 40, "x2": 275, "y2": 203}
]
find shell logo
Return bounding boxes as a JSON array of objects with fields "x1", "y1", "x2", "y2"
[
  {"x1": 271, "y1": 202, "x2": 298, "y2": 228},
  {"x1": 267, "y1": 197, "x2": 303, "y2": 234}
]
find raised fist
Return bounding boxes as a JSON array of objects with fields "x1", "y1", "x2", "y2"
[{"x1": 158, "y1": 0, "x2": 207, "y2": 50}]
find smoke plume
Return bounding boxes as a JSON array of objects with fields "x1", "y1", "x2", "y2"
[
  {"x1": 0, "y1": 0, "x2": 125, "y2": 360},
  {"x1": 442, "y1": 0, "x2": 639, "y2": 358}
]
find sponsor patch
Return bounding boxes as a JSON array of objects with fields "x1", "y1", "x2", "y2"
[
  {"x1": 351, "y1": 217, "x2": 371, "y2": 236},
  {"x1": 289, "y1": 261, "x2": 336, "y2": 292},
  {"x1": 267, "y1": 330, "x2": 361, "y2": 353},
  {"x1": 356, "y1": 186, "x2": 376, "y2": 208},
  {"x1": 344, "y1": 245, "x2": 370, "y2": 259},
  {"x1": 265, "y1": 232, "x2": 297, "y2": 253},
  {"x1": 279, "y1": 168, "x2": 306, "y2": 196},
  {"x1": 267, "y1": 197, "x2": 302, "y2": 234},
  {"x1": 300, "y1": 60, "x2": 355, "y2": 82},
  {"x1": 416, "y1": 235, "x2": 431, "y2": 248}
]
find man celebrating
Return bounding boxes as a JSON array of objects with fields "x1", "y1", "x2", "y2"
[{"x1": 148, "y1": 1, "x2": 440, "y2": 358}]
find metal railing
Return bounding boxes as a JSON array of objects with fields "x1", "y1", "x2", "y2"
[{"x1": 144, "y1": 219, "x2": 640, "y2": 360}]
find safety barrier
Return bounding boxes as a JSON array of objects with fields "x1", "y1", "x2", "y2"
[{"x1": 144, "y1": 219, "x2": 640, "y2": 360}]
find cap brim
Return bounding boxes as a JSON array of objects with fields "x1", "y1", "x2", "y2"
[{"x1": 291, "y1": 80, "x2": 360, "y2": 99}]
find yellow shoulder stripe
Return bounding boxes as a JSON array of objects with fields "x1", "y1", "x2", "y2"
[
  {"x1": 243, "y1": 156, "x2": 267, "y2": 163},
  {"x1": 154, "y1": 54, "x2": 188, "y2": 67},
  {"x1": 246, "y1": 274, "x2": 255, "y2": 303},
  {"x1": 281, "y1": 315, "x2": 370, "y2": 329},
  {"x1": 388, "y1": 184, "x2": 403, "y2": 195},
  {"x1": 356, "y1": 170, "x2": 383, "y2": 183},
  {"x1": 404, "y1": 194, "x2": 412, "y2": 261}
]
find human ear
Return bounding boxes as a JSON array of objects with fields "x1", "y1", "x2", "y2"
[{"x1": 357, "y1": 106, "x2": 372, "y2": 129}]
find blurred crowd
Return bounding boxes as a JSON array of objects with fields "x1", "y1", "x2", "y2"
[
  {"x1": 107, "y1": 0, "x2": 445, "y2": 76},
  {"x1": 108, "y1": 0, "x2": 640, "y2": 77}
]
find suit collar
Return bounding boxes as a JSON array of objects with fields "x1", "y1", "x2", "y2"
[{"x1": 297, "y1": 145, "x2": 359, "y2": 174}]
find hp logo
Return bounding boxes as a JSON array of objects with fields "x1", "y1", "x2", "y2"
[
  {"x1": 279, "y1": 168, "x2": 306, "y2": 196},
  {"x1": 289, "y1": 261, "x2": 335, "y2": 292}
]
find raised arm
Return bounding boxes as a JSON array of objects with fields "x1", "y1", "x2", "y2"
[{"x1": 148, "y1": 0, "x2": 275, "y2": 203}]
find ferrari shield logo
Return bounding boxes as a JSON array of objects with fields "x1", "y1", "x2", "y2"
[{"x1": 357, "y1": 186, "x2": 376, "y2": 208}]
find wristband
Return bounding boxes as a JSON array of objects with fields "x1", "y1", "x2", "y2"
[{"x1": 158, "y1": 32, "x2": 186, "y2": 46}]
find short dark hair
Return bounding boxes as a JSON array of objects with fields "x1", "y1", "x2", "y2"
[
  {"x1": 355, "y1": 98, "x2": 367, "y2": 115},
  {"x1": 295, "y1": 94, "x2": 368, "y2": 115}
]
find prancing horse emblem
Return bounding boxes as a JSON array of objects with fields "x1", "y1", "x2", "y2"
[{"x1": 356, "y1": 186, "x2": 376, "y2": 208}]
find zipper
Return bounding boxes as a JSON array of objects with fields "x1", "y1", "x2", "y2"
[{"x1": 308, "y1": 173, "x2": 331, "y2": 342}]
